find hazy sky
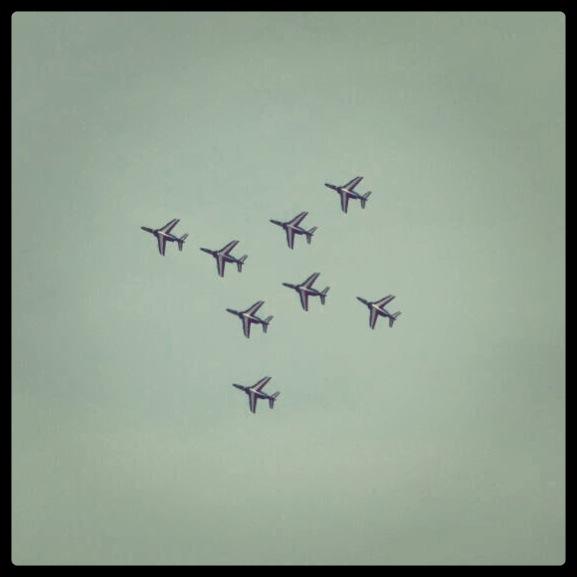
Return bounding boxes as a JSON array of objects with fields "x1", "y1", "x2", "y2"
[{"x1": 12, "y1": 12, "x2": 565, "y2": 565}]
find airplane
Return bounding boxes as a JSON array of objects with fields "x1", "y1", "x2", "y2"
[
  {"x1": 270, "y1": 211, "x2": 318, "y2": 249},
  {"x1": 140, "y1": 218, "x2": 189, "y2": 256},
  {"x1": 226, "y1": 300, "x2": 273, "y2": 338},
  {"x1": 200, "y1": 240, "x2": 247, "y2": 277},
  {"x1": 232, "y1": 376, "x2": 280, "y2": 414},
  {"x1": 324, "y1": 176, "x2": 372, "y2": 213},
  {"x1": 357, "y1": 295, "x2": 401, "y2": 329},
  {"x1": 282, "y1": 273, "x2": 329, "y2": 311}
]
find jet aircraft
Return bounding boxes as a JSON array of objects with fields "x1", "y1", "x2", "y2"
[
  {"x1": 324, "y1": 176, "x2": 372, "y2": 213},
  {"x1": 282, "y1": 273, "x2": 329, "y2": 311},
  {"x1": 270, "y1": 211, "x2": 317, "y2": 249},
  {"x1": 232, "y1": 376, "x2": 280, "y2": 414},
  {"x1": 200, "y1": 240, "x2": 247, "y2": 277},
  {"x1": 226, "y1": 301, "x2": 273, "y2": 338},
  {"x1": 141, "y1": 218, "x2": 188, "y2": 255},
  {"x1": 357, "y1": 295, "x2": 401, "y2": 329}
]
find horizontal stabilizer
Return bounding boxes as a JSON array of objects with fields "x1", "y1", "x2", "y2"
[
  {"x1": 237, "y1": 255, "x2": 247, "y2": 272},
  {"x1": 320, "y1": 287, "x2": 330, "y2": 305},
  {"x1": 388, "y1": 311, "x2": 401, "y2": 327},
  {"x1": 306, "y1": 227, "x2": 317, "y2": 244},
  {"x1": 360, "y1": 191, "x2": 372, "y2": 209},
  {"x1": 178, "y1": 233, "x2": 189, "y2": 251},
  {"x1": 269, "y1": 392, "x2": 280, "y2": 408},
  {"x1": 263, "y1": 316, "x2": 273, "y2": 333}
]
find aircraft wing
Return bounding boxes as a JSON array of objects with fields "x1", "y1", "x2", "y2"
[
  {"x1": 286, "y1": 228, "x2": 295, "y2": 249},
  {"x1": 157, "y1": 235, "x2": 167, "y2": 256},
  {"x1": 302, "y1": 273, "x2": 320, "y2": 288},
  {"x1": 369, "y1": 307, "x2": 380, "y2": 329},
  {"x1": 242, "y1": 316, "x2": 252, "y2": 338},
  {"x1": 251, "y1": 377, "x2": 271, "y2": 391},
  {"x1": 159, "y1": 218, "x2": 179, "y2": 234},
  {"x1": 287, "y1": 211, "x2": 308, "y2": 227},
  {"x1": 248, "y1": 390, "x2": 258, "y2": 413},
  {"x1": 340, "y1": 191, "x2": 350, "y2": 213},
  {"x1": 344, "y1": 176, "x2": 363, "y2": 190},
  {"x1": 220, "y1": 240, "x2": 239, "y2": 254},
  {"x1": 299, "y1": 290, "x2": 309, "y2": 311},
  {"x1": 375, "y1": 295, "x2": 395, "y2": 308},
  {"x1": 217, "y1": 255, "x2": 226, "y2": 277},
  {"x1": 245, "y1": 301, "x2": 264, "y2": 316}
]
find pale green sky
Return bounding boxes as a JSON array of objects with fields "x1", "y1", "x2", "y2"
[{"x1": 12, "y1": 12, "x2": 565, "y2": 565}]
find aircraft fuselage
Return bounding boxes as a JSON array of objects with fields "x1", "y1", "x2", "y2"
[
  {"x1": 243, "y1": 312, "x2": 265, "y2": 325},
  {"x1": 325, "y1": 183, "x2": 362, "y2": 199},
  {"x1": 289, "y1": 224, "x2": 308, "y2": 235},
  {"x1": 299, "y1": 285, "x2": 322, "y2": 297},
  {"x1": 142, "y1": 227, "x2": 179, "y2": 243},
  {"x1": 272, "y1": 220, "x2": 306, "y2": 233}
]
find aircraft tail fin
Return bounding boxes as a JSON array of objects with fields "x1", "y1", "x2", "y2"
[
  {"x1": 306, "y1": 226, "x2": 317, "y2": 244},
  {"x1": 178, "y1": 233, "x2": 189, "y2": 251},
  {"x1": 360, "y1": 191, "x2": 372, "y2": 208},
  {"x1": 263, "y1": 316, "x2": 274, "y2": 333},
  {"x1": 237, "y1": 255, "x2": 247, "y2": 272},
  {"x1": 389, "y1": 311, "x2": 401, "y2": 327},
  {"x1": 320, "y1": 286, "x2": 330, "y2": 305},
  {"x1": 269, "y1": 392, "x2": 280, "y2": 408}
]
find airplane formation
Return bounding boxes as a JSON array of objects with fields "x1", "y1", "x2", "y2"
[{"x1": 140, "y1": 177, "x2": 401, "y2": 413}]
